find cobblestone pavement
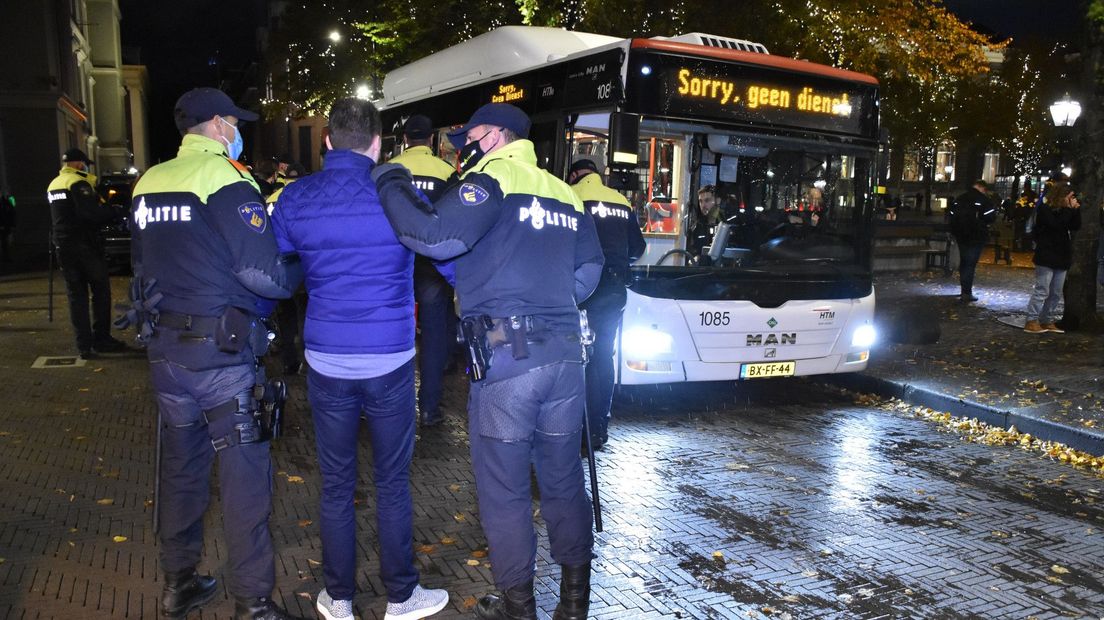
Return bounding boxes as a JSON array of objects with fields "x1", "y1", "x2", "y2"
[
  {"x1": 858, "y1": 261, "x2": 1104, "y2": 455},
  {"x1": 1, "y1": 272, "x2": 1103, "y2": 619}
]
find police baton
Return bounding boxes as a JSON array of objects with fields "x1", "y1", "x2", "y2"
[
  {"x1": 581, "y1": 406, "x2": 603, "y2": 533},
  {"x1": 47, "y1": 230, "x2": 54, "y2": 322},
  {"x1": 578, "y1": 310, "x2": 603, "y2": 532},
  {"x1": 152, "y1": 409, "x2": 162, "y2": 534}
]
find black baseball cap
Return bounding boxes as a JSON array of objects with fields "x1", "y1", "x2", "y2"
[
  {"x1": 174, "y1": 87, "x2": 259, "y2": 132},
  {"x1": 569, "y1": 155, "x2": 602, "y2": 176},
  {"x1": 403, "y1": 115, "x2": 434, "y2": 140},
  {"x1": 447, "y1": 103, "x2": 531, "y2": 149},
  {"x1": 62, "y1": 148, "x2": 92, "y2": 164}
]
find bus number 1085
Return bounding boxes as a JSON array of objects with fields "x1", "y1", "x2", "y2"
[{"x1": 699, "y1": 311, "x2": 731, "y2": 326}]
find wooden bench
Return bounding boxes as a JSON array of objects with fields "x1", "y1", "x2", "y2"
[
  {"x1": 872, "y1": 223, "x2": 938, "y2": 272},
  {"x1": 924, "y1": 232, "x2": 952, "y2": 275}
]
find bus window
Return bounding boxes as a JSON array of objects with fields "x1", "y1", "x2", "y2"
[
  {"x1": 633, "y1": 138, "x2": 682, "y2": 237},
  {"x1": 436, "y1": 127, "x2": 459, "y2": 170}
]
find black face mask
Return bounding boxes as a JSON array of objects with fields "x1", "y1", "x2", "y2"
[{"x1": 459, "y1": 130, "x2": 493, "y2": 173}]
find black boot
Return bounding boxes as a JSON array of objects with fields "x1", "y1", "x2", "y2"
[
  {"x1": 553, "y1": 562, "x2": 591, "y2": 620},
  {"x1": 474, "y1": 580, "x2": 537, "y2": 620},
  {"x1": 234, "y1": 596, "x2": 306, "y2": 620},
  {"x1": 160, "y1": 568, "x2": 217, "y2": 618}
]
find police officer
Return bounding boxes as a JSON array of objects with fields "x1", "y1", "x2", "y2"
[
  {"x1": 568, "y1": 155, "x2": 645, "y2": 450},
  {"x1": 46, "y1": 148, "x2": 127, "y2": 358},
  {"x1": 948, "y1": 179, "x2": 997, "y2": 303},
  {"x1": 273, "y1": 154, "x2": 293, "y2": 190},
  {"x1": 388, "y1": 115, "x2": 459, "y2": 426},
  {"x1": 374, "y1": 103, "x2": 605, "y2": 620},
  {"x1": 129, "y1": 87, "x2": 303, "y2": 620}
]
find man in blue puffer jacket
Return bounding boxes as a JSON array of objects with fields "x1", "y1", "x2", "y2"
[{"x1": 270, "y1": 97, "x2": 450, "y2": 620}]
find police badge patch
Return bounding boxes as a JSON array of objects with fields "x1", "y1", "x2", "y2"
[
  {"x1": 238, "y1": 202, "x2": 267, "y2": 233},
  {"x1": 458, "y1": 183, "x2": 489, "y2": 206}
]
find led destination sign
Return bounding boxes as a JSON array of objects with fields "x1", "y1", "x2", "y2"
[
  {"x1": 677, "y1": 68, "x2": 853, "y2": 117},
  {"x1": 627, "y1": 53, "x2": 876, "y2": 138},
  {"x1": 491, "y1": 82, "x2": 527, "y2": 104}
]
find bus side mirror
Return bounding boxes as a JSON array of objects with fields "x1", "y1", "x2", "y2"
[{"x1": 608, "y1": 112, "x2": 641, "y2": 171}]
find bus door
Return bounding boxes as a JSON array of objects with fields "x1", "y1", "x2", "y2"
[{"x1": 567, "y1": 112, "x2": 692, "y2": 266}]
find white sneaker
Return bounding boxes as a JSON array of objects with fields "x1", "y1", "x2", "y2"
[
  {"x1": 384, "y1": 585, "x2": 449, "y2": 620},
  {"x1": 316, "y1": 588, "x2": 354, "y2": 620}
]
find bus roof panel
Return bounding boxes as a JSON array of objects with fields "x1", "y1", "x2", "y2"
[
  {"x1": 630, "y1": 39, "x2": 879, "y2": 86},
  {"x1": 382, "y1": 26, "x2": 623, "y2": 107}
]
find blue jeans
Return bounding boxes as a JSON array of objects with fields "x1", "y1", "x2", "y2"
[
  {"x1": 307, "y1": 360, "x2": 418, "y2": 602},
  {"x1": 1026, "y1": 266, "x2": 1067, "y2": 324},
  {"x1": 958, "y1": 243, "x2": 983, "y2": 295}
]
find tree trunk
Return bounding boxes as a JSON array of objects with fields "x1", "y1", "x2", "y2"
[{"x1": 1063, "y1": 4, "x2": 1103, "y2": 331}]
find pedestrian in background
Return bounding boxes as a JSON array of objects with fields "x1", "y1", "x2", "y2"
[
  {"x1": 388, "y1": 114, "x2": 459, "y2": 427},
  {"x1": 270, "y1": 97, "x2": 450, "y2": 620},
  {"x1": 130, "y1": 87, "x2": 303, "y2": 620},
  {"x1": 1024, "y1": 182, "x2": 1080, "y2": 334},
  {"x1": 948, "y1": 179, "x2": 997, "y2": 303},
  {"x1": 374, "y1": 102, "x2": 605, "y2": 620},
  {"x1": 569, "y1": 153, "x2": 645, "y2": 450},
  {"x1": 45, "y1": 148, "x2": 127, "y2": 358}
]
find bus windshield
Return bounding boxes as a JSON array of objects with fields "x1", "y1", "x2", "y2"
[{"x1": 571, "y1": 118, "x2": 870, "y2": 273}]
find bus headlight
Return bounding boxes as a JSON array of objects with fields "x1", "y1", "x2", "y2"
[
  {"x1": 851, "y1": 324, "x2": 876, "y2": 348},
  {"x1": 621, "y1": 326, "x2": 673, "y2": 359}
]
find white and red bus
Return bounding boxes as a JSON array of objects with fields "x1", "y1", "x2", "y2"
[{"x1": 379, "y1": 26, "x2": 879, "y2": 384}]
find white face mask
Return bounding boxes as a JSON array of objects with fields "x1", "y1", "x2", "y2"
[{"x1": 219, "y1": 117, "x2": 243, "y2": 160}]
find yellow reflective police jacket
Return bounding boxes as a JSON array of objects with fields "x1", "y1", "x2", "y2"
[
  {"x1": 46, "y1": 166, "x2": 112, "y2": 249},
  {"x1": 571, "y1": 172, "x2": 645, "y2": 279},
  {"x1": 131, "y1": 134, "x2": 297, "y2": 319},
  {"x1": 389, "y1": 145, "x2": 457, "y2": 202}
]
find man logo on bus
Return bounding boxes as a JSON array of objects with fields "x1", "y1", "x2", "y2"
[
  {"x1": 747, "y1": 333, "x2": 797, "y2": 346},
  {"x1": 459, "y1": 183, "x2": 489, "y2": 206}
]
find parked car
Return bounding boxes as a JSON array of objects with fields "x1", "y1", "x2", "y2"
[{"x1": 96, "y1": 172, "x2": 137, "y2": 273}]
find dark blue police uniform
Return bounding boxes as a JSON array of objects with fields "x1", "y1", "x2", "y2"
[
  {"x1": 570, "y1": 168, "x2": 646, "y2": 448},
  {"x1": 389, "y1": 143, "x2": 459, "y2": 425},
  {"x1": 373, "y1": 104, "x2": 604, "y2": 620},
  {"x1": 131, "y1": 130, "x2": 300, "y2": 618}
]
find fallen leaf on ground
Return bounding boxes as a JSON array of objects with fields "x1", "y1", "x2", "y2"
[
  {"x1": 462, "y1": 596, "x2": 477, "y2": 609},
  {"x1": 96, "y1": 498, "x2": 114, "y2": 505},
  {"x1": 416, "y1": 544, "x2": 435, "y2": 554},
  {"x1": 286, "y1": 476, "x2": 305, "y2": 483},
  {"x1": 297, "y1": 519, "x2": 312, "y2": 527},
  {"x1": 466, "y1": 559, "x2": 481, "y2": 566},
  {"x1": 471, "y1": 550, "x2": 488, "y2": 558},
  {"x1": 112, "y1": 535, "x2": 127, "y2": 543},
  {"x1": 440, "y1": 537, "x2": 456, "y2": 545},
  {"x1": 1051, "y1": 564, "x2": 1070, "y2": 574}
]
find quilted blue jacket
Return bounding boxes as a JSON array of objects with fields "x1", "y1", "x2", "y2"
[{"x1": 271, "y1": 149, "x2": 414, "y2": 355}]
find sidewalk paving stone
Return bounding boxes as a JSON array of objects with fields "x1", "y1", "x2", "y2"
[{"x1": 832, "y1": 258, "x2": 1104, "y2": 455}]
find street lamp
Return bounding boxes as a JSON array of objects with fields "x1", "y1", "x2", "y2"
[
  {"x1": 328, "y1": 30, "x2": 342, "y2": 44},
  {"x1": 1049, "y1": 93, "x2": 1081, "y2": 127},
  {"x1": 1050, "y1": 93, "x2": 1081, "y2": 178}
]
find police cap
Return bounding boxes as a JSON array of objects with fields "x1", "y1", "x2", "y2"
[
  {"x1": 447, "y1": 103, "x2": 531, "y2": 149},
  {"x1": 403, "y1": 115, "x2": 434, "y2": 140},
  {"x1": 569, "y1": 154, "x2": 602, "y2": 176},
  {"x1": 174, "y1": 87, "x2": 259, "y2": 132},
  {"x1": 62, "y1": 148, "x2": 92, "y2": 164}
]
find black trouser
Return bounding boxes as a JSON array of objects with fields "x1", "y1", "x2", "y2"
[
  {"x1": 275, "y1": 289, "x2": 305, "y2": 368},
  {"x1": 414, "y1": 257, "x2": 454, "y2": 418},
  {"x1": 580, "y1": 281, "x2": 627, "y2": 444},
  {"x1": 57, "y1": 244, "x2": 112, "y2": 351},
  {"x1": 958, "y1": 243, "x2": 983, "y2": 295}
]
